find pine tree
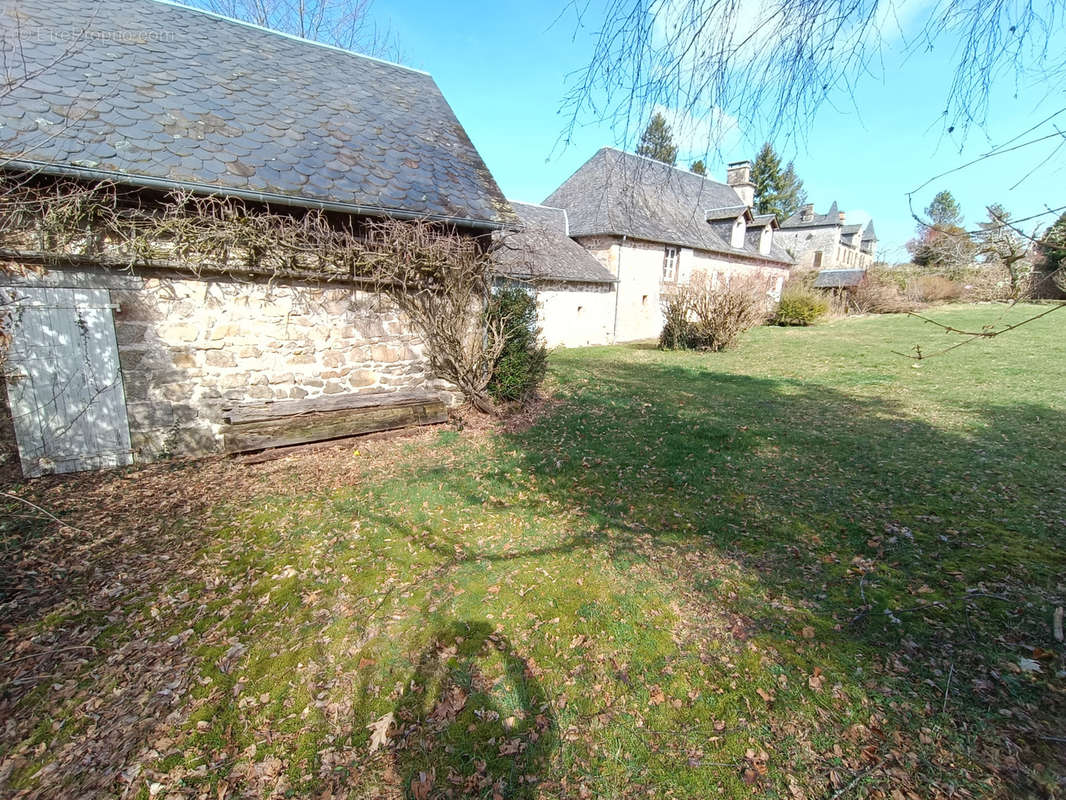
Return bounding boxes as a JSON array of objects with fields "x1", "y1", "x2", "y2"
[
  {"x1": 906, "y1": 190, "x2": 973, "y2": 275},
  {"x1": 776, "y1": 162, "x2": 806, "y2": 220},
  {"x1": 925, "y1": 191, "x2": 963, "y2": 227},
  {"x1": 750, "y1": 143, "x2": 781, "y2": 214},
  {"x1": 1035, "y1": 212, "x2": 1066, "y2": 297},
  {"x1": 636, "y1": 113, "x2": 678, "y2": 165},
  {"x1": 750, "y1": 143, "x2": 806, "y2": 221},
  {"x1": 689, "y1": 160, "x2": 706, "y2": 175}
]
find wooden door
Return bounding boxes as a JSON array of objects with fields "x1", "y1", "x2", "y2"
[{"x1": 5, "y1": 286, "x2": 133, "y2": 477}]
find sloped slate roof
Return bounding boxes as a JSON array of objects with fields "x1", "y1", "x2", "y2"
[
  {"x1": 862, "y1": 221, "x2": 878, "y2": 241},
  {"x1": 813, "y1": 269, "x2": 866, "y2": 288},
  {"x1": 781, "y1": 202, "x2": 840, "y2": 229},
  {"x1": 543, "y1": 148, "x2": 792, "y2": 266},
  {"x1": 496, "y1": 202, "x2": 616, "y2": 284},
  {"x1": 0, "y1": 0, "x2": 513, "y2": 228}
]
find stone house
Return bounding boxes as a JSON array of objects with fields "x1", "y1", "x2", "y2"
[
  {"x1": 541, "y1": 149, "x2": 794, "y2": 342},
  {"x1": 495, "y1": 202, "x2": 617, "y2": 348},
  {"x1": 776, "y1": 202, "x2": 878, "y2": 273},
  {"x1": 0, "y1": 0, "x2": 513, "y2": 476}
]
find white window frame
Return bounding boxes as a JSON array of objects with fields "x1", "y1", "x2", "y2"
[{"x1": 662, "y1": 246, "x2": 678, "y2": 282}]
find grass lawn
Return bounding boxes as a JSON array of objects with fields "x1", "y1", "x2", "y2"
[{"x1": 1, "y1": 303, "x2": 1064, "y2": 799}]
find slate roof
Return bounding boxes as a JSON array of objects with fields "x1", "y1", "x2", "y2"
[
  {"x1": 862, "y1": 221, "x2": 877, "y2": 241},
  {"x1": 0, "y1": 0, "x2": 513, "y2": 228},
  {"x1": 496, "y1": 202, "x2": 616, "y2": 284},
  {"x1": 813, "y1": 269, "x2": 867, "y2": 288},
  {"x1": 781, "y1": 202, "x2": 840, "y2": 229},
  {"x1": 543, "y1": 148, "x2": 792, "y2": 266}
]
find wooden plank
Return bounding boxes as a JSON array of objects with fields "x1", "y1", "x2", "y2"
[
  {"x1": 223, "y1": 389, "x2": 441, "y2": 424},
  {"x1": 237, "y1": 426, "x2": 427, "y2": 465},
  {"x1": 223, "y1": 399, "x2": 447, "y2": 453}
]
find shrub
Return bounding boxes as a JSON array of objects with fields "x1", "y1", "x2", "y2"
[
  {"x1": 773, "y1": 286, "x2": 828, "y2": 326},
  {"x1": 851, "y1": 269, "x2": 915, "y2": 314},
  {"x1": 659, "y1": 289, "x2": 692, "y2": 350},
  {"x1": 906, "y1": 274, "x2": 962, "y2": 304},
  {"x1": 660, "y1": 272, "x2": 769, "y2": 351},
  {"x1": 486, "y1": 287, "x2": 547, "y2": 404}
]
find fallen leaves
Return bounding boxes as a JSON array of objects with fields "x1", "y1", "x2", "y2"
[
  {"x1": 429, "y1": 686, "x2": 468, "y2": 723},
  {"x1": 366, "y1": 712, "x2": 394, "y2": 753},
  {"x1": 648, "y1": 685, "x2": 666, "y2": 706}
]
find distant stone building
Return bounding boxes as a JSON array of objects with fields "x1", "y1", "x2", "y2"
[
  {"x1": 539, "y1": 148, "x2": 794, "y2": 342},
  {"x1": 776, "y1": 203, "x2": 878, "y2": 272}
]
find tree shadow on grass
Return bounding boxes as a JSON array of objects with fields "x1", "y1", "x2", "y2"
[
  {"x1": 389, "y1": 620, "x2": 555, "y2": 799},
  {"x1": 481, "y1": 354, "x2": 1066, "y2": 794}
]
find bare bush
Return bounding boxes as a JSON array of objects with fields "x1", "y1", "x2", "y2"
[
  {"x1": 359, "y1": 219, "x2": 505, "y2": 414},
  {"x1": 905, "y1": 275, "x2": 962, "y2": 304},
  {"x1": 660, "y1": 272, "x2": 770, "y2": 351},
  {"x1": 851, "y1": 270, "x2": 915, "y2": 314},
  {"x1": 960, "y1": 264, "x2": 1032, "y2": 302}
]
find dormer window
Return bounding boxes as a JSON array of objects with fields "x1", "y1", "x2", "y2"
[
  {"x1": 731, "y1": 216, "x2": 745, "y2": 249},
  {"x1": 759, "y1": 224, "x2": 773, "y2": 255}
]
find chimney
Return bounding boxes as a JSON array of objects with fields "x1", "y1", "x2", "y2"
[
  {"x1": 726, "y1": 160, "x2": 755, "y2": 208},
  {"x1": 800, "y1": 203, "x2": 814, "y2": 221},
  {"x1": 838, "y1": 211, "x2": 846, "y2": 223}
]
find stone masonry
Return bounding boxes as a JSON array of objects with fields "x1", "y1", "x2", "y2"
[{"x1": 110, "y1": 273, "x2": 456, "y2": 460}]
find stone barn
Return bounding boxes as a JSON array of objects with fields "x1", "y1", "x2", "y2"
[{"x1": 0, "y1": 0, "x2": 513, "y2": 477}]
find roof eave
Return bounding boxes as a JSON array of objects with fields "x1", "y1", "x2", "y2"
[{"x1": 2, "y1": 158, "x2": 509, "y2": 231}]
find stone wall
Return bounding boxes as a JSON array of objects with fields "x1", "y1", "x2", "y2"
[
  {"x1": 114, "y1": 273, "x2": 454, "y2": 459},
  {"x1": 776, "y1": 224, "x2": 872, "y2": 271},
  {"x1": 2, "y1": 267, "x2": 455, "y2": 466}
]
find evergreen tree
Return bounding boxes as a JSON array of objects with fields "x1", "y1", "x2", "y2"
[
  {"x1": 1035, "y1": 211, "x2": 1066, "y2": 296},
  {"x1": 750, "y1": 143, "x2": 781, "y2": 214},
  {"x1": 906, "y1": 189, "x2": 973, "y2": 275},
  {"x1": 750, "y1": 143, "x2": 806, "y2": 221},
  {"x1": 636, "y1": 113, "x2": 678, "y2": 165},
  {"x1": 776, "y1": 161, "x2": 806, "y2": 220},
  {"x1": 925, "y1": 190, "x2": 963, "y2": 227},
  {"x1": 689, "y1": 160, "x2": 706, "y2": 175},
  {"x1": 1039, "y1": 212, "x2": 1066, "y2": 273}
]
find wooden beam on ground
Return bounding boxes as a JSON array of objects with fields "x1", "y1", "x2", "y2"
[
  {"x1": 223, "y1": 395, "x2": 447, "y2": 453},
  {"x1": 237, "y1": 425, "x2": 428, "y2": 465},
  {"x1": 222, "y1": 389, "x2": 439, "y2": 425}
]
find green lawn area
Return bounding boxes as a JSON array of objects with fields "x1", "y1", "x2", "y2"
[{"x1": 1, "y1": 304, "x2": 1064, "y2": 799}]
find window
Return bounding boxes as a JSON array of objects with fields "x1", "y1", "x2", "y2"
[
  {"x1": 662, "y1": 246, "x2": 678, "y2": 282},
  {"x1": 641, "y1": 295, "x2": 648, "y2": 306},
  {"x1": 813, "y1": 250, "x2": 823, "y2": 268},
  {"x1": 731, "y1": 216, "x2": 746, "y2": 249}
]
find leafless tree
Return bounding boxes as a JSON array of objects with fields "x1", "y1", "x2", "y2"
[
  {"x1": 185, "y1": 0, "x2": 401, "y2": 59},
  {"x1": 562, "y1": 0, "x2": 1065, "y2": 155},
  {"x1": 975, "y1": 204, "x2": 1034, "y2": 296}
]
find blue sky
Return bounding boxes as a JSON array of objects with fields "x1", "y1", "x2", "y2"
[{"x1": 381, "y1": 1, "x2": 1064, "y2": 260}]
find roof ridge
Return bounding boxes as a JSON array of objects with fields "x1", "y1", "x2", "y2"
[
  {"x1": 153, "y1": 0, "x2": 429, "y2": 76},
  {"x1": 599, "y1": 145, "x2": 735, "y2": 191},
  {"x1": 509, "y1": 199, "x2": 566, "y2": 210}
]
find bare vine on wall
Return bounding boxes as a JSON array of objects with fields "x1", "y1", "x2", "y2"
[{"x1": 0, "y1": 175, "x2": 516, "y2": 413}]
